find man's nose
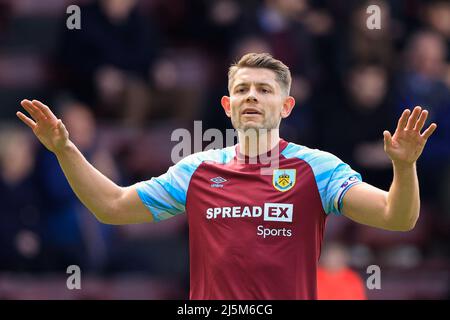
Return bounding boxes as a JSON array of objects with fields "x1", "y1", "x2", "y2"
[{"x1": 246, "y1": 88, "x2": 258, "y2": 103}]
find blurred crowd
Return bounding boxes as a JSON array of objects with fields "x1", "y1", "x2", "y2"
[{"x1": 0, "y1": 0, "x2": 449, "y2": 299}]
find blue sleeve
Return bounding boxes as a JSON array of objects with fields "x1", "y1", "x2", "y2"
[
  {"x1": 135, "y1": 147, "x2": 236, "y2": 222},
  {"x1": 282, "y1": 144, "x2": 362, "y2": 215},
  {"x1": 325, "y1": 161, "x2": 362, "y2": 215},
  {"x1": 135, "y1": 155, "x2": 199, "y2": 222},
  {"x1": 311, "y1": 152, "x2": 362, "y2": 215}
]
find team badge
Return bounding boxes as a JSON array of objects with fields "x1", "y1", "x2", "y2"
[{"x1": 273, "y1": 169, "x2": 296, "y2": 192}]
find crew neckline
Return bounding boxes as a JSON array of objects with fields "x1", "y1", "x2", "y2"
[{"x1": 235, "y1": 138, "x2": 288, "y2": 165}]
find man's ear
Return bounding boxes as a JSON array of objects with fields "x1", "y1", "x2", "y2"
[
  {"x1": 221, "y1": 96, "x2": 232, "y2": 118},
  {"x1": 281, "y1": 96, "x2": 296, "y2": 118}
]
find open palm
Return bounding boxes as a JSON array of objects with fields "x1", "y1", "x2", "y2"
[
  {"x1": 16, "y1": 99, "x2": 69, "y2": 153},
  {"x1": 383, "y1": 106, "x2": 437, "y2": 165}
]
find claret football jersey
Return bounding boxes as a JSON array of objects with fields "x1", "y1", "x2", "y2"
[{"x1": 136, "y1": 139, "x2": 362, "y2": 300}]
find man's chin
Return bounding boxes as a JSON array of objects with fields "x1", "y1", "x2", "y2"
[
  {"x1": 232, "y1": 119, "x2": 277, "y2": 131},
  {"x1": 238, "y1": 123, "x2": 265, "y2": 131},
  {"x1": 245, "y1": 126, "x2": 263, "y2": 130}
]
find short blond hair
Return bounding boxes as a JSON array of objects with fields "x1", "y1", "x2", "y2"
[{"x1": 228, "y1": 53, "x2": 292, "y2": 95}]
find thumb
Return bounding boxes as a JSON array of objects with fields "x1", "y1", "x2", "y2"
[{"x1": 383, "y1": 130, "x2": 392, "y2": 148}]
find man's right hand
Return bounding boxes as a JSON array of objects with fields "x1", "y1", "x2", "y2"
[
  {"x1": 17, "y1": 99, "x2": 70, "y2": 154},
  {"x1": 16, "y1": 99, "x2": 153, "y2": 224}
]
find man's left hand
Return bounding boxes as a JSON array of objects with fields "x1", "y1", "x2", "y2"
[{"x1": 383, "y1": 106, "x2": 437, "y2": 167}]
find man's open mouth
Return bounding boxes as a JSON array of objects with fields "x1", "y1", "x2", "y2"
[{"x1": 242, "y1": 108, "x2": 262, "y2": 115}]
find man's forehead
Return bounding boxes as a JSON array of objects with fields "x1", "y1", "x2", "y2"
[{"x1": 231, "y1": 67, "x2": 278, "y2": 86}]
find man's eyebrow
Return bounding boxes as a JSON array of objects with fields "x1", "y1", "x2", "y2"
[{"x1": 233, "y1": 82, "x2": 274, "y2": 88}]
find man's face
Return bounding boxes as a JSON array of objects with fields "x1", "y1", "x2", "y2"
[{"x1": 222, "y1": 68, "x2": 294, "y2": 131}]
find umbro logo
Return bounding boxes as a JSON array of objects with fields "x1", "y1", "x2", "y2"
[{"x1": 210, "y1": 176, "x2": 227, "y2": 188}]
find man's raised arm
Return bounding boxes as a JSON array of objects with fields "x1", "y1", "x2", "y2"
[
  {"x1": 341, "y1": 106, "x2": 437, "y2": 231},
  {"x1": 17, "y1": 99, "x2": 153, "y2": 224}
]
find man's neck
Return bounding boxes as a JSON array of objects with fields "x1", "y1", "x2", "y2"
[{"x1": 237, "y1": 129, "x2": 280, "y2": 157}]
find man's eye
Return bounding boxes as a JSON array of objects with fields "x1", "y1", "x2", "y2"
[
  {"x1": 261, "y1": 88, "x2": 270, "y2": 93},
  {"x1": 237, "y1": 88, "x2": 246, "y2": 93}
]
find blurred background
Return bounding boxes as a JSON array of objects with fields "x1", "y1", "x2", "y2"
[{"x1": 0, "y1": 0, "x2": 449, "y2": 299}]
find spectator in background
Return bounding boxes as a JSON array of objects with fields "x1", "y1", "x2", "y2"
[
  {"x1": 34, "y1": 101, "x2": 119, "y2": 273},
  {"x1": 0, "y1": 125, "x2": 43, "y2": 272},
  {"x1": 320, "y1": 64, "x2": 395, "y2": 190},
  {"x1": 422, "y1": 1, "x2": 450, "y2": 51},
  {"x1": 336, "y1": 0, "x2": 396, "y2": 76},
  {"x1": 57, "y1": 0, "x2": 159, "y2": 126},
  {"x1": 0, "y1": 1, "x2": 12, "y2": 36},
  {"x1": 256, "y1": 0, "x2": 319, "y2": 92},
  {"x1": 149, "y1": 48, "x2": 210, "y2": 123},
  {"x1": 395, "y1": 31, "x2": 450, "y2": 204},
  {"x1": 317, "y1": 242, "x2": 367, "y2": 300},
  {"x1": 317, "y1": 63, "x2": 396, "y2": 244}
]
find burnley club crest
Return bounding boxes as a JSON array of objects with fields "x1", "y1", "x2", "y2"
[{"x1": 273, "y1": 169, "x2": 296, "y2": 192}]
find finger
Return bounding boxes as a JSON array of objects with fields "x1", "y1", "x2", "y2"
[
  {"x1": 414, "y1": 110, "x2": 428, "y2": 132},
  {"x1": 20, "y1": 99, "x2": 43, "y2": 121},
  {"x1": 383, "y1": 130, "x2": 392, "y2": 147},
  {"x1": 31, "y1": 99, "x2": 57, "y2": 121},
  {"x1": 16, "y1": 111, "x2": 37, "y2": 130},
  {"x1": 396, "y1": 109, "x2": 410, "y2": 131},
  {"x1": 22, "y1": 99, "x2": 47, "y2": 121},
  {"x1": 406, "y1": 106, "x2": 422, "y2": 130},
  {"x1": 421, "y1": 123, "x2": 437, "y2": 140}
]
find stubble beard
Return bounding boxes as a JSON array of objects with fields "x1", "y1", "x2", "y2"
[{"x1": 232, "y1": 115, "x2": 279, "y2": 134}]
